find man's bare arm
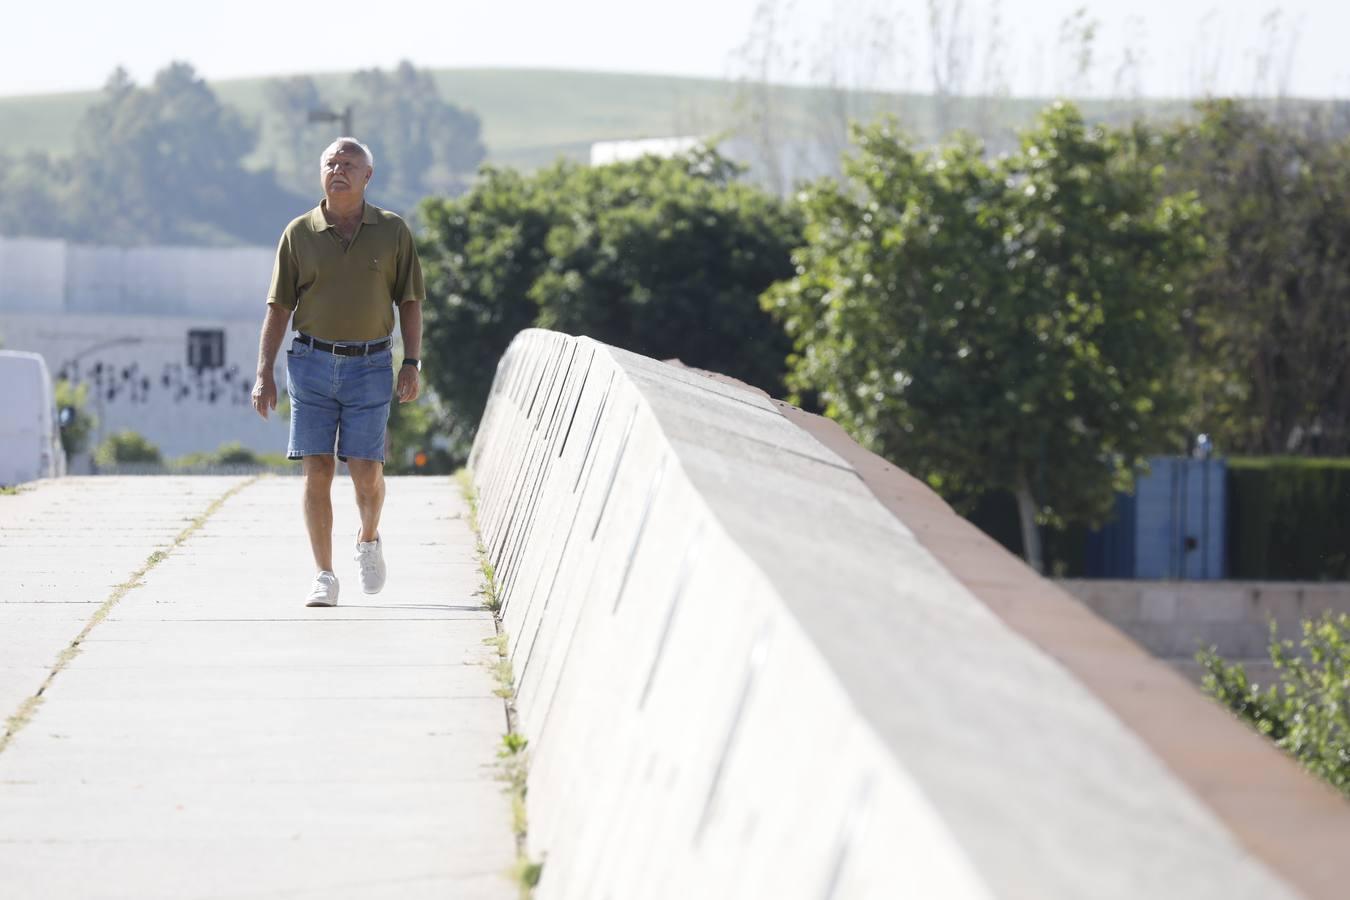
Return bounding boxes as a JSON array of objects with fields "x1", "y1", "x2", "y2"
[
  {"x1": 251, "y1": 304, "x2": 292, "y2": 420},
  {"x1": 396, "y1": 300, "x2": 422, "y2": 404}
]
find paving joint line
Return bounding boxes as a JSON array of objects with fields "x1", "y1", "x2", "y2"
[{"x1": 0, "y1": 475, "x2": 263, "y2": 755}]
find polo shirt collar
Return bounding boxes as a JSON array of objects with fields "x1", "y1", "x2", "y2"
[{"x1": 309, "y1": 200, "x2": 380, "y2": 231}]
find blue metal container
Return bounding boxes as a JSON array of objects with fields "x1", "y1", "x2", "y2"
[{"x1": 1085, "y1": 456, "x2": 1227, "y2": 579}]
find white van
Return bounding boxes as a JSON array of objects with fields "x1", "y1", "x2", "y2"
[{"x1": 0, "y1": 351, "x2": 67, "y2": 487}]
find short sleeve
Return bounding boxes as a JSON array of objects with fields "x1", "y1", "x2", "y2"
[
  {"x1": 392, "y1": 222, "x2": 425, "y2": 306},
  {"x1": 267, "y1": 228, "x2": 299, "y2": 311}
]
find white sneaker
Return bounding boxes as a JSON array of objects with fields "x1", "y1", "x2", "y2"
[
  {"x1": 355, "y1": 532, "x2": 387, "y2": 594},
  {"x1": 306, "y1": 571, "x2": 339, "y2": 607}
]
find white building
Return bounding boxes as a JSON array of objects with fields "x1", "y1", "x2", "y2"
[
  {"x1": 0, "y1": 236, "x2": 289, "y2": 460},
  {"x1": 590, "y1": 134, "x2": 842, "y2": 195}
]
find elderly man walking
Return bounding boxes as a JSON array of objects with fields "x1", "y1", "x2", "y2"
[{"x1": 251, "y1": 137, "x2": 425, "y2": 607}]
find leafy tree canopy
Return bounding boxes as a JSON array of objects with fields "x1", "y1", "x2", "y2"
[
  {"x1": 0, "y1": 63, "x2": 311, "y2": 246},
  {"x1": 417, "y1": 149, "x2": 800, "y2": 460},
  {"x1": 66, "y1": 63, "x2": 304, "y2": 245},
  {"x1": 260, "y1": 75, "x2": 324, "y2": 197},
  {"x1": 764, "y1": 103, "x2": 1204, "y2": 569},
  {"x1": 1162, "y1": 100, "x2": 1350, "y2": 456},
  {"x1": 0, "y1": 151, "x2": 71, "y2": 239},
  {"x1": 262, "y1": 61, "x2": 486, "y2": 212},
  {"x1": 351, "y1": 61, "x2": 486, "y2": 210}
]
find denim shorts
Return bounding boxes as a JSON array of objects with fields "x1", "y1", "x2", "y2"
[{"x1": 285, "y1": 337, "x2": 394, "y2": 463}]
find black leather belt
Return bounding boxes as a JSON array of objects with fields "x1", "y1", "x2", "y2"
[{"x1": 296, "y1": 333, "x2": 391, "y2": 357}]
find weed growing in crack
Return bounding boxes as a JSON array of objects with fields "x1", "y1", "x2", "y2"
[{"x1": 458, "y1": 469, "x2": 543, "y2": 898}]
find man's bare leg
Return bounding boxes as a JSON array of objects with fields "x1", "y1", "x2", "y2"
[
  {"x1": 348, "y1": 458, "x2": 385, "y2": 543},
  {"x1": 302, "y1": 455, "x2": 337, "y2": 572}
]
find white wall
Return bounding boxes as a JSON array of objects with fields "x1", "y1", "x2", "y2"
[
  {"x1": 0, "y1": 238, "x2": 66, "y2": 314},
  {"x1": 0, "y1": 235, "x2": 400, "y2": 460},
  {"x1": 0, "y1": 236, "x2": 272, "y2": 319},
  {"x1": 0, "y1": 312, "x2": 287, "y2": 459}
]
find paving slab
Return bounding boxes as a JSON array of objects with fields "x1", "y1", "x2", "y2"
[
  {"x1": 1, "y1": 477, "x2": 248, "y2": 716},
  {"x1": 0, "y1": 475, "x2": 515, "y2": 900},
  {"x1": 2, "y1": 841, "x2": 510, "y2": 900}
]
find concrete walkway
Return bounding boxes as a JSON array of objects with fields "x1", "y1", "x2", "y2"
[{"x1": 0, "y1": 476, "x2": 515, "y2": 900}]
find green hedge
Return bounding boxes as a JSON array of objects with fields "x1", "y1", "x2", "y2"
[{"x1": 1227, "y1": 457, "x2": 1350, "y2": 580}]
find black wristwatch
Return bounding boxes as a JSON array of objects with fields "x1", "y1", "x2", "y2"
[{"x1": 402, "y1": 358, "x2": 421, "y2": 371}]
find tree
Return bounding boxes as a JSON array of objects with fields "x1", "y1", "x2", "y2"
[
  {"x1": 0, "y1": 151, "x2": 71, "y2": 238},
  {"x1": 68, "y1": 63, "x2": 303, "y2": 245},
  {"x1": 764, "y1": 104, "x2": 1203, "y2": 570},
  {"x1": 418, "y1": 149, "x2": 800, "y2": 461},
  {"x1": 261, "y1": 75, "x2": 326, "y2": 197},
  {"x1": 1163, "y1": 100, "x2": 1350, "y2": 455},
  {"x1": 349, "y1": 61, "x2": 486, "y2": 211},
  {"x1": 926, "y1": 0, "x2": 972, "y2": 137}
]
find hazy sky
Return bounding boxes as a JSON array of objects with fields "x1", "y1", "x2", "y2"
[{"x1": 5, "y1": 0, "x2": 1347, "y2": 99}]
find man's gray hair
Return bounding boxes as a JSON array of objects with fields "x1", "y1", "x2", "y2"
[{"x1": 321, "y1": 137, "x2": 374, "y2": 169}]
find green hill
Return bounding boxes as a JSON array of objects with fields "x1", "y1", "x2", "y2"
[{"x1": 0, "y1": 67, "x2": 1192, "y2": 172}]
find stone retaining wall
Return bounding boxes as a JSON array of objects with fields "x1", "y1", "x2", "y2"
[{"x1": 1060, "y1": 580, "x2": 1350, "y2": 660}]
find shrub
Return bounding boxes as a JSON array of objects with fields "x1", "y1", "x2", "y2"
[
  {"x1": 54, "y1": 379, "x2": 96, "y2": 456},
  {"x1": 1198, "y1": 613, "x2": 1350, "y2": 798},
  {"x1": 171, "y1": 442, "x2": 288, "y2": 470},
  {"x1": 94, "y1": 430, "x2": 161, "y2": 466},
  {"x1": 211, "y1": 442, "x2": 261, "y2": 465}
]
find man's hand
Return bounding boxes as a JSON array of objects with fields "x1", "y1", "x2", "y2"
[
  {"x1": 396, "y1": 365, "x2": 420, "y2": 404},
  {"x1": 252, "y1": 373, "x2": 278, "y2": 420}
]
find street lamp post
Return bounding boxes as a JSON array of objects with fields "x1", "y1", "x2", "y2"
[{"x1": 308, "y1": 105, "x2": 354, "y2": 136}]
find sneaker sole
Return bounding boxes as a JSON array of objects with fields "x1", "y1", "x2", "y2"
[{"x1": 305, "y1": 599, "x2": 338, "y2": 607}]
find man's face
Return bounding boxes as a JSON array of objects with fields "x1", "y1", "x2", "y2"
[{"x1": 321, "y1": 144, "x2": 371, "y2": 199}]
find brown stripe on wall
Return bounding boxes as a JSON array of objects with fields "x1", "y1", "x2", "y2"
[{"x1": 770, "y1": 399, "x2": 1350, "y2": 900}]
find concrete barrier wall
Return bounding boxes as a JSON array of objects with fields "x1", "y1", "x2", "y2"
[{"x1": 469, "y1": 329, "x2": 1347, "y2": 900}]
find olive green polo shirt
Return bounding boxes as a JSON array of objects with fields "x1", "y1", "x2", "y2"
[{"x1": 267, "y1": 201, "x2": 425, "y2": 342}]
